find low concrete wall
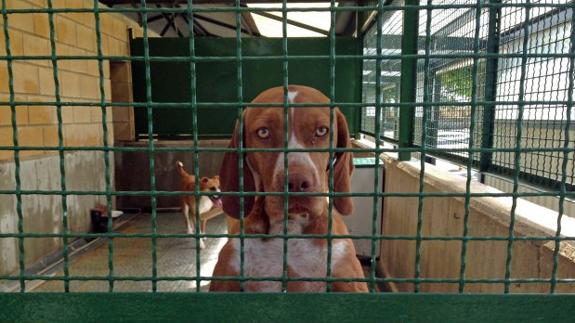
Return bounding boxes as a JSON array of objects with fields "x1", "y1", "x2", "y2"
[
  {"x1": 484, "y1": 174, "x2": 575, "y2": 220},
  {"x1": 0, "y1": 151, "x2": 112, "y2": 277},
  {"x1": 379, "y1": 153, "x2": 575, "y2": 293},
  {"x1": 114, "y1": 140, "x2": 228, "y2": 210}
]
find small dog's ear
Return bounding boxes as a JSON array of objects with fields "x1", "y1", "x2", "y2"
[
  {"x1": 333, "y1": 108, "x2": 354, "y2": 215},
  {"x1": 201, "y1": 177, "x2": 209, "y2": 184},
  {"x1": 219, "y1": 121, "x2": 256, "y2": 219}
]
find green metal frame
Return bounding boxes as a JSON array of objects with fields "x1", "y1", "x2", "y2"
[
  {"x1": 397, "y1": 0, "x2": 418, "y2": 161},
  {"x1": 479, "y1": 0, "x2": 501, "y2": 173},
  {"x1": 3, "y1": 294, "x2": 575, "y2": 322}
]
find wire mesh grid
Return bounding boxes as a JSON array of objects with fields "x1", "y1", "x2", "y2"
[
  {"x1": 361, "y1": 0, "x2": 575, "y2": 190},
  {"x1": 493, "y1": 0, "x2": 575, "y2": 190},
  {"x1": 0, "y1": 0, "x2": 573, "y2": 298}
]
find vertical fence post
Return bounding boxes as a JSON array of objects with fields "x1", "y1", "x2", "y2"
[
  {"x1": 480, "y1": 0, "x2": 501, "y2": 173},
  {"x1": 429, "y1": 71, "x2": 440, "y2": 150},
  {"x1": 398, "y1": 0, "x2": 419, "y2": 161},
  {"x1": 356, "y1": 36, "x2": 364, "y2": 139}
]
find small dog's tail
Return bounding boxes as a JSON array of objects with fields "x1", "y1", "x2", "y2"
[{"x1": 176, "y1": 161, "x2": 191, "y2": 178}]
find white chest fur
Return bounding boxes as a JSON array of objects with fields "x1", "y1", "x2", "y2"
[
  {"x1": 229, "y1": 226, "x2": 347, "y2": 292},
  {"x1": 198, "y1": 196, "x2": 213, "y2": 214}
]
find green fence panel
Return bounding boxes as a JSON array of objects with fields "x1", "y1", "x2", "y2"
[
  {"x1": 360, "y1": 0, "x2": 575, "y2": 192},
  {"x1": 2, "y1": 294, "x2": 575, "y2": 323},
  {"x1": 131, "y1": 37, "x2": 362, "y2": 138}
]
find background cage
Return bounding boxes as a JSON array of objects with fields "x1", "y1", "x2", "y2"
[{"x1": 1, "y1": 0, "x2": 575, "y2": 321}]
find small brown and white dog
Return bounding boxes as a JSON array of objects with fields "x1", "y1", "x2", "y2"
[
  {"x1": 210, "y1": 85, "x2": 368, "y2": 292},
  {"x1": 176, "y1": 161, "x2": 222, "y2": 249}
]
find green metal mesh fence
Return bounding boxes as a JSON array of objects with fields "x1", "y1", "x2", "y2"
[
  {"x1": 0, "y1": 0, "x2": 573, "y2": 308},
  {"x1": 361, "y1": 0, "x2": 574, "y2": 191}
]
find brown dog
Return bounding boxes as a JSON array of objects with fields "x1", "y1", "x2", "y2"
[
  {"x1": 210, "y1": 85, "x2": 367, "y2": 292},
  {"x1": 177, "y1": 161, "x2": 222, "y2": 249}
]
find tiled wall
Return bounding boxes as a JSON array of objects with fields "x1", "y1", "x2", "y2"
[{"x1": 0, "y1": 0, "x2": 154, "y2": 161}]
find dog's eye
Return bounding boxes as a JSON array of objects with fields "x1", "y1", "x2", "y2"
[
  {"x1": 256, "y1": 127, "x2": 270, "y2": 139},
  {"x1": 315, "y1": 126, "x2": 328, "y2": 137}
]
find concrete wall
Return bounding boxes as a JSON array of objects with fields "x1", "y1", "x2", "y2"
[
  {"x1": 0, "y1": 151, "x2": 110, "y2": 276},
  {"x1": 0, "y1": 0, "x2": 156, "y2": 276},
  {"x1": 484, "y1": 174, "x2": 575, "y2": 220},
  {"x1": 379, "y1": 153, "x2": 575, "y2": 293},
  {"x1": 115, "y1": 140, "x2": 227, "y2": 210}
]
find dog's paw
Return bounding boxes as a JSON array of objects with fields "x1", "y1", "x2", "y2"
[{"x1": 199, "y1": 239, "x2": 206, "y2": 249}]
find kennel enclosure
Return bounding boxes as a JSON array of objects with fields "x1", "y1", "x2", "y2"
[{"x1": 0, "y1": 0, "x2": 575, "y2": 321}]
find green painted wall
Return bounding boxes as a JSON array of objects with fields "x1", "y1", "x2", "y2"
[{"x1": 131, "y1": 37, "x2": 362, "y2": 138}]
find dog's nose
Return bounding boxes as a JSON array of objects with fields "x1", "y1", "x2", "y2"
[{"x1": 288, "y1": 173, "x2": 312, "y2": 192}]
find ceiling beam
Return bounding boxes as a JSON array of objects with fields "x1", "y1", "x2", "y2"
[
  {"x1": 194, "y1": 13, "x2": 253, "y2": 35},
  {"x1": 251, "y1": 11, "x2": 329, "y2": 36}
]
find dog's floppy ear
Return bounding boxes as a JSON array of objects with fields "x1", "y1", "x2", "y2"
[
  {"x1": 333, "y1": 108, "x2": 354, "y2": 215},
  {"x1": 219, "y1": 121, "x2": 256, "y2": 219}
]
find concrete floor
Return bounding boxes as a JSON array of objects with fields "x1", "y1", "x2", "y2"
[{"x1": 32, "y1": 212, "x2": 228, "y2": 292}]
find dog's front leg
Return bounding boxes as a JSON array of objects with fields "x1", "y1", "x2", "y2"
[{"x1": 183, "y1": 204, "x2": 194, "y2": 234}]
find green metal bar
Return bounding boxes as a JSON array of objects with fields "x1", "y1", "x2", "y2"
[
  {"x1": 186, "y1": 0, "x2": 202, "y2": 292},
  {"x1": 234, "y1": 0, "x2": 246, "y2": 292},
  {"x1": 3, "y1": 274, "x2": 575, "y2": 285},
  {"x1": 1, "y1": 0, "x2": 24, "y2": 293},
  {"x1": 479, "y1": 0, "x2": 501, "y2": 173},
  {"x1": 46, "y1": 0, "x2": 70, "y2": 293},
  {"x1": 93, "y1": 0, "x2": 114, "y2": 293},
  {"x1": 369, "y1": 0, "x2": 384, "y2": 293},
  {"x1": 3, "y1": 189, "x2": 575, "y2": 199},
  {"x1": 1, "y1": 99, "x2": 573, "y2": 109},
  {"x1": 1, "y1": 145, "x2": 575, "y2": 154},
  {"x1": 139, "y1": 0, "x2": 158, "y2": 292},
  {"x1": 458, "y1": 0, "x2": 484, "y2": 293},
  {"x1": 354, "y1": 35, "x2": 363, "y2": 139},
  {"x1": 281, "y1": 0, "x2": 290, "y2": 293},
  {"x1": 1, "y1": 232, "x2": 575, "y2": 242},
  {"x1": 3, "y1": 51, "x2": 575, "y2": 62},
  {"x1": 504, "y1": 0, "x2": 531, "y2": 294},
  {"x1": 427, "y1": 71, "x2": 440, "y2": 149},
  {"x1": 398, "y1": 0, "x2": 419, "y2": 161},
  {"x1": 2, "y1": 275, "x2": 575, "y2": 284},
  {"x1": 3, "y1": 294, "x2": 575, "y2": 323},
  {"x1": 413, "y1": 0, "x2": 432, "y2": 293},
  {"x1": 325, "y1": 0, "x2": 337, "y2": 292}
]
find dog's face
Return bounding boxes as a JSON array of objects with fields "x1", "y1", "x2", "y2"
[
  {"x1": 244, "y1": 105, "x2": 344, "y2": 219},
  {"x1": 220, "y1": 85, "x2": 354, "y2": 225},
  {"x1": 200, "y1": 175, "x2": 221, "y2": 206}
]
